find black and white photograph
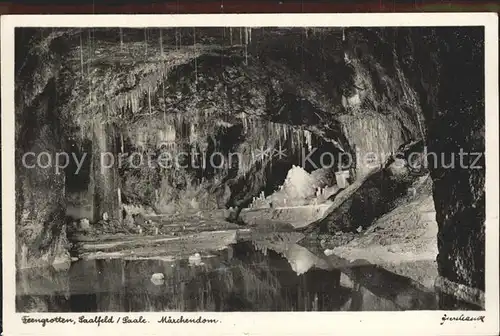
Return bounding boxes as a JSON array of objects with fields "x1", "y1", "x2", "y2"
[{"x1": 2, "y1": 13, "x2": 499, "y2": 336}]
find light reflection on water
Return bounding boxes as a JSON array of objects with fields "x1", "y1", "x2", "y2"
[{"x1": 16, "y1": 241, "x2": 440, "y2": 312}]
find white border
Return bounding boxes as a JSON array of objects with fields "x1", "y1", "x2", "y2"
[{"x1": 2, "y1": 13, "x2": 499, "y2": 336}]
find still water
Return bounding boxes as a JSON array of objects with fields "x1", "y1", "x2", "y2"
[{"x1": 16, "y1": 241, "x2": 441, "y2": 312}]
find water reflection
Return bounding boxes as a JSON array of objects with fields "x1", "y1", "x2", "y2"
[{"x1": 17, "y1": 241, "x2": 441, "y2": 312}]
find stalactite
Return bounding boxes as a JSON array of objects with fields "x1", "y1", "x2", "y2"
[
  {"x1": 162, "y1": 81, "x2": 166, "y2": 124},
  {"x1": 88, "y1": 30, "x2": 92, "y2": 105},
  {"x1": 148, "y1": 87, "x2": 151, "y2": 114},
  {"x1": 416, "y1": 113, "x2": 425, "y2": 140},
  {"x1": 79, "y1": 33, "x2": 84, "y2": 78},
  {"x1": 245, "y1": 45, "x2": 248, "y2": 65},
  {"x1": 175, "y1": 28, "x2": 178, "y2": 49},
  {"x1": 275, "y1": 123, "x2": 282, "y2": 147},
  {"x1": 193, "y1": 27, "x2": 198, "y2": 84},
  {"x1": 239, "y1": 27, "x2": 242, "y2": 45},
  {"x1": 120, "y1": 28, "x2": 123, "y2": 51},
  {"x1": 230, "y1": 27, "x2": 233, "y2": 46},
  {"x1": 244, "y1": 27, "x2": 248, "y2": 64},
  {"x1": 298, "y1": 129, "x2": 303, "y2": 153},
  {"x1": 376, "y1": 118, "x2": 383, "y2": 166},
  {"x1": 159, "y1": 29, "x2": 163, "y2": 57},
  {"x1": 242, "y1": 113, "x2": 247, "y2": 132},
  {"x1": 144, "y1": 28, "x2": 148, "y2": 56},
  {"x1": 304, "y1": 130, "x2": 312, "y2": 151}
]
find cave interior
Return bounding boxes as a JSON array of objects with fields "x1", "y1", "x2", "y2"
[{"x1": 14, "y1": 26, "x2": 486, "y2": 311}]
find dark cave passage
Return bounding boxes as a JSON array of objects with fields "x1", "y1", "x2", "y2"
[{"x1": 64, "y1": 139, "x2": 92, "y2": 193}]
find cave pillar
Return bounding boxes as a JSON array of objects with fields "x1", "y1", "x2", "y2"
[{"x1": 91, "y1": 118, "x2": 121, "y2": 223}]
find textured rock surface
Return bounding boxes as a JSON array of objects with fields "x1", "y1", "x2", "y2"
[
  {"x1": 15, "y1": 26, "x2": 485, "y2": 300},
  {"x1": 15, "y1": 79, "x2": 72, "y2": 269}
]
